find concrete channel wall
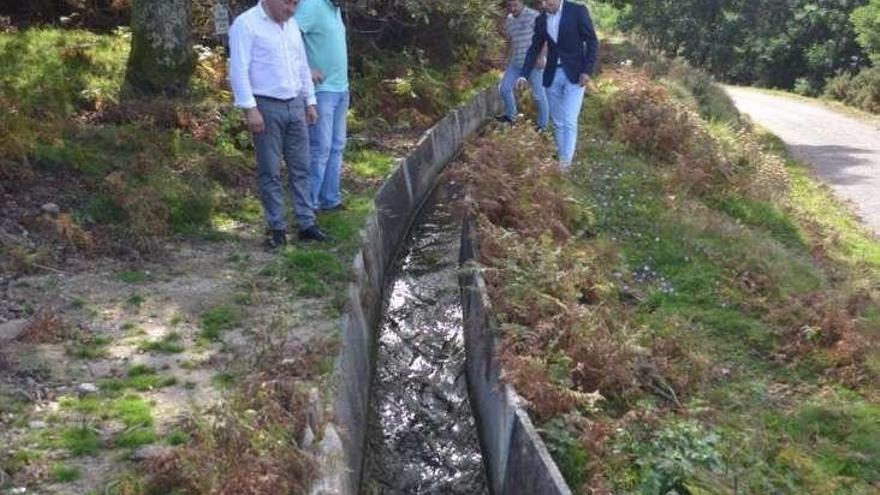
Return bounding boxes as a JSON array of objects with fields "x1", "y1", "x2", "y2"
[
  {"x1": 318, "y1": 88, "x2": 502, "y2": 494},
  {"x1": 459, "y1": 218, "x2": 574, "y2": 495},
  {"x1": 314, "y1": 85, "x2": 572, "y2": 495}
]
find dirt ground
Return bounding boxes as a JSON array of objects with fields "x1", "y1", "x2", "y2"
[{"x1": 1, "y1": 215, "x2": 337, "y2": 493}]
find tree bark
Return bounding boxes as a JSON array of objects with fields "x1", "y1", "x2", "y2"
[{"x1": 123, "y1": 0, "x2": 195, "y2": 98}]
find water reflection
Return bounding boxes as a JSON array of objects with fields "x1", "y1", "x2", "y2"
[{"x1": 363, "y1": 182, "x2": 488, "y2": 495}]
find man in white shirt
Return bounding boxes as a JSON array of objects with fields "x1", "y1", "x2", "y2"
[{"x1": 228, "y1": 0, "x2": 331, "y2": 247}]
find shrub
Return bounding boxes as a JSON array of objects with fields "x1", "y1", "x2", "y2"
[{"x1": 823, "y1": 66, "x2": 880, "y2": 113}]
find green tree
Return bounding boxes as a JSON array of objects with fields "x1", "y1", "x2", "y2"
[
  {"x1": 610, "y1": 0, "x2": 867, "y2": 91},
  {"x1": 852, "y1": 0, "x2": 880, "y2": 63}
]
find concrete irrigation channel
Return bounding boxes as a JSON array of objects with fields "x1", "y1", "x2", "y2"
[{"x1": 309, "y1": 88, "x2": 572, "y2": 495}]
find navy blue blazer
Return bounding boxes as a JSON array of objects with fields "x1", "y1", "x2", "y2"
[{"x1": 520, "y1": 1, "x2": 599, "y2": 87}]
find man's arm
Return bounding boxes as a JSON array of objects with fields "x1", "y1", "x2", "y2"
[
  {"x1": 520, "y1": 15, "x2": 546, "y2": 78},
  {"x1": 228, "y1": 19, "x2": 256, "y2": 109},
  {"x1": 577, "y1": 5, "x2": 599, "y2": 78},
  {"x1": 228, "y1": 19, "x2": 264, "y2": 133}
]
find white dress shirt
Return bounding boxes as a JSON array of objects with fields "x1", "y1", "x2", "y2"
[
  {"x1": 547, "y1": 2, "x2": 563, "y2": 44},
  {"x1": 228, "y1": 1, "x2": 316, "y2": 109}
]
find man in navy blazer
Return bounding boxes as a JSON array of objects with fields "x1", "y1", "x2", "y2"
[{"x1": 519, "y1": 0, "x2": 598, "y2": 168}]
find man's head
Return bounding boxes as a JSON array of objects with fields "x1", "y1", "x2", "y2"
[
  {"x1": 539, "y1": 0, "x2": 562, "y2": 14},
  {"x1": 505, "y1": 0, "x2": 525, "y2": 16},
  {"x1": 263, "y1": 0, "x2": 298, "y2": 22}
]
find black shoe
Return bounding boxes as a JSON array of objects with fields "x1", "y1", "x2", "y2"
[
  {"x1": 320, "y1": 203, "x2": 346, "y2": 212},
  {"x1": 495, "y1": 114, "x2": 514, "y2": 124},
  {"x1": 298, "y1": 225, "x2": 331, "y2": 242},
  {"x1": 266, "y1": 229, "x2": 287, "y2": 249}
]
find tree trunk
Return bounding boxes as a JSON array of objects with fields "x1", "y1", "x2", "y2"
[{"x1": 123, "y1": 0, "x2": 195, "y2": 98}]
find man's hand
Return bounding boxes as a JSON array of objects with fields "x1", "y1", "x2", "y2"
[
  {"x1": 311, "y1": 69, "x2": 324, "y2": 85},
  {"x1": 245, "y1": 107, "x2": 265, "y2": 134},
  {"x1": 516, "y1": 76, "x2": 529, "y2": 91},
  {"x1": 306, "y1": 104, "x2": 319, "y2": 125},
  {"x1": 579, "y1": 73, "x2": 593, "y2": 89}
]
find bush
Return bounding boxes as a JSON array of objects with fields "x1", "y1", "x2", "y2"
[{"x1": 823, "y1": 66, "x2": 880, "y2": 113}]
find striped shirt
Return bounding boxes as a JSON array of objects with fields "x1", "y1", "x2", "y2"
[{"x1": 506, "y1": 7, "x2": 540, "y2": 68}]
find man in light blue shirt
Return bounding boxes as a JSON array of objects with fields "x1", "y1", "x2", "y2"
[{"x1": 296, "y1": 0, "x2": 349, "y2": 212}]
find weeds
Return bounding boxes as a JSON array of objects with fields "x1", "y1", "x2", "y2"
[
  {"x1": 67, "y1": 335, "x2": 111, "y2": 359},
  {"x1": 60, "y1": 426, "x2": 102, "y2": 456},
  {"x1": 52, "y1": 463, "x2": 82, "y2": 482},
  {"x1": 17, "y1": 308, "x2": 70, "y2": 343},
  {"x1": 138, "y1": 332, "x2": 185, "y2": 354},
  {"x1": 275, "y1": 248, "x2": 348, "y2": 298},
  {"x1": 464, "y1": 52, "x2": 880, "y2": 493},
  {"x1": 100, "y1": 365, "x2": 177, "y2": 392},
  {"x1": 199, "y1": 305, "x2": 237, "y2": 341}
]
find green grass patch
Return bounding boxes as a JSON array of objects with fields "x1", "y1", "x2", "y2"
[
  {"x1": 60, "y1": 426, "x2": 101, "y2": 456},
  {"x1": 708, "y1": 194, "x2": 808, "y2": 251},
  {"x1": 199, "y1": 305, "x2": 237, "y2": 341},
  {"x1": 99, "y1": 365, "x2": 177, "y2": 392},
  {"x1": 138, "y1": 332, "x2": 185, "y2": 354},
  {"x1": 60, "y1": 395, "x2": 103, "y2": 416},
  {"x1": 211, "y1": 371, "x2": 236, "y2": 390},
  {"x1": 52, "y1": 463, "x2": 82, "y2": 482},
  {"x1": 165, "y1": 429, "x2": 190, "y2": 446},
  {"x1": 116, "y1": 427, "x2": 157, "y2": 448},
  {"x1": 346, "y1": 148, "x2": 395, "y2": 180},
  {"x1": 275, "y1": 248, "x2": 348, "y2": 298},
  {"x1": 316, "y1": 195, "x2": 374, "y2": 246},
  {"x1": 67, "y1": 335, "x2": 112, "y2": 359},
  {"x1": 118, "y1": 270, "x2": 150, "y2": 284},
  {"x1": 110, "y1": 394, "x2": 154, "y2": 428},
  {"x1": 0, "y1": 28, "x2": 129, "y2": 117},
  {"x1": 126, "y1": 293, "x2": 145, "y2": 308}
]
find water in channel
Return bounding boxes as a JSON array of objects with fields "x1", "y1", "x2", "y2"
[{"x1": 362, "y1": 179, "x2": 489, "y2": 495}]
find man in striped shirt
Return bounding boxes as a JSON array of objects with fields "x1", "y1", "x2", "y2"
[{"x1": 499, "y1": 0, "x2": 548, "y2": 129}]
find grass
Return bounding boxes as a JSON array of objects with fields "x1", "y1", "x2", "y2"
[
  {"x1": 118, "y1": 270, "x2": 150, "y2": 284},
  {"x1": 60, "y1": 426, "x2": 101, "y2": 456},
  {"x1": 464, "y1": 54, "x2": 880, "y2": 492},
  {"x1": 345, "y1": 148, "x2": 395, "y2": 179},
  {"x1": 275, "y1": 248, "x2": 348, "y2": 298},
  {"x1": 52, "y1": 463, "x2": 82, "y2": 482},
  {"x1": 126, "y1": 293, "x2": 145, "y2": 308},
  {"x1": 99, "y1": 365, "x2": 177, "y2": 392},
  {"x1": 211, "y1": 371, "x2": 236, "y2": 390},
  {"x1": 199, "y1": 305, "x2": 237, "y2": 341},
  {"x1": 165, "y1": 429, "x2": 190, "y2": 446},
  {"x1": 138, "y1": 332, "x2": 185, "y2": 354},
  {"x1": 67, "y1": 335, "x2": 112, "y2": 359}
]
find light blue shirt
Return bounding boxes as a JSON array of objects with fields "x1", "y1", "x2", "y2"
[
  {"x1": 295, "y1": 0, "x2": 349, "y2": 92},
  {"x1": 547, "y1": 2, "x2": 563, "y2": 44}
]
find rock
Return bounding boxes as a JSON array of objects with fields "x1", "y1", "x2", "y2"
[
  {"x1": 41, "y1": 203, "x2": 60, "y2": 215},
  {"x1": 306, "y1": 387, "x2": 322, "y2": 435},
  {"x1": 77, "y1": 383, "x2": 99, "y2": 395},
  {"x1": 309, "y1": 425, "x2": 346, "y2": 495},
  {"x1": 300, "y1": 425, "x2": 315, "y2": 450},
  {"x1": 28, "y1": 420, "x2": 47, "y2": 429},
  {"x1": 131, "y1": 445, "x2": 171, "y2": 462},
  {"x1": 0, "y1": 319, "x2": 26, "y2": 342}
]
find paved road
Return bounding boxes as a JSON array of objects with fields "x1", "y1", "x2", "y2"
[{"x1": 725, "y1": 86, "x2": 880, "y2": 236}]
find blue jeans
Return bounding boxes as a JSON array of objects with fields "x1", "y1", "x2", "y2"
[
  {"x1": 500, "y1": 64, "x2": 549, "y2": 129},
  {"x1": 547, "y1": 67, "x2": 586, "y2": 167},
  {"x1": 253, "y1": 96, "x2": 315, "y2": 231},
  {"x1": 309, "y1": 90, "x2": 349, "y2": 210}
]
